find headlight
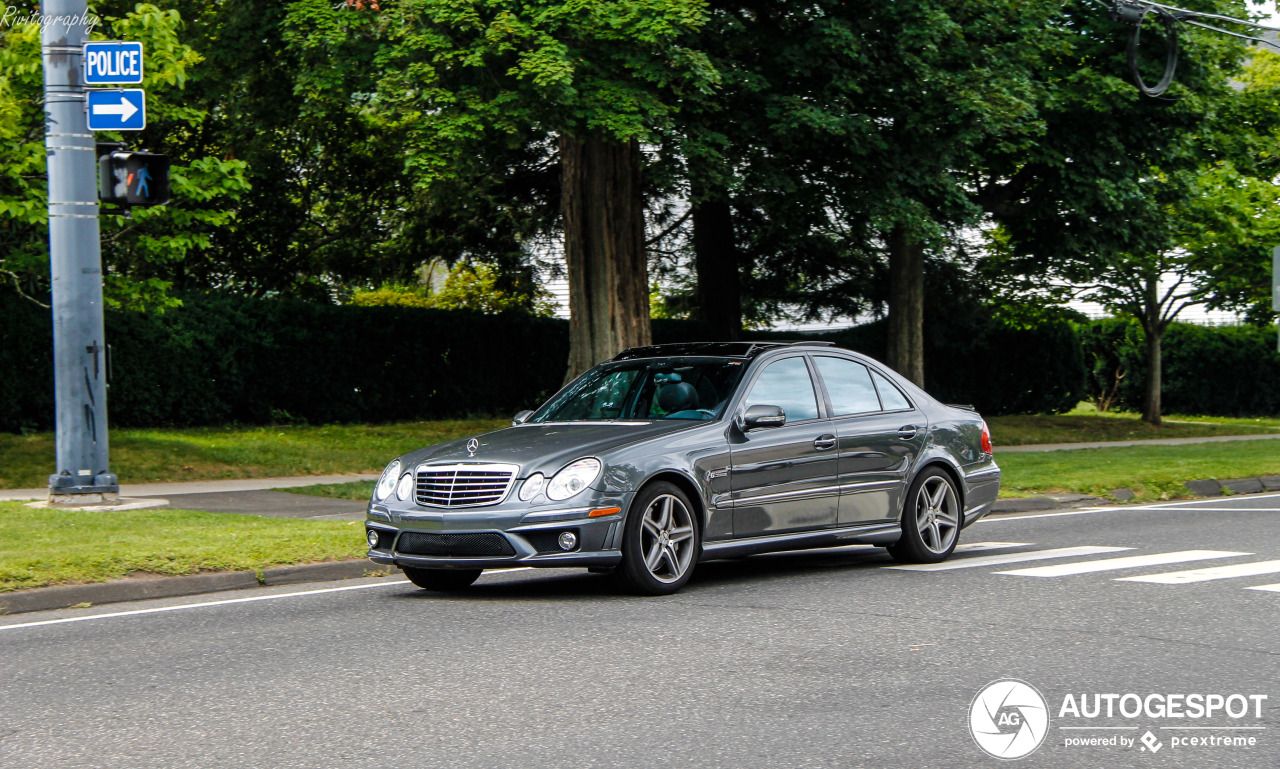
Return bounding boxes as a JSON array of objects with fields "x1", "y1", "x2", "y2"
[
  {"x1": 376, "y1": 460, "x2": 400, "y2": 501},
  {"x1": 518, "y1": 473, "x2": 546, "y2": 501},
  {"x1": 546, "y1": 458, "x2": 602, "y2": 501},
  {"x1": 395, "y1": 472, "x2": 414, "y2": 501}
]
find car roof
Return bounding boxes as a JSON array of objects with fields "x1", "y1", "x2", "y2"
[{"x1": 612, "y1": 340, "x2": 837, "y2": 362}]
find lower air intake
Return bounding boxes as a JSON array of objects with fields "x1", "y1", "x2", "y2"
[{"x1": 395, "y1": 531, "x2": 516, "y2": 558}]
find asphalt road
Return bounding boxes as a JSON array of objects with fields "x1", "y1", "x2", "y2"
[{"x1": 2, "y1": 494, "x2": 1279, "y2": 769}]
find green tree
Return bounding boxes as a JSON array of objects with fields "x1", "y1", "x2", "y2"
[
  {"x1": 351, "y1": 259, "x2": 557, "y2": 315},
  {"x1": 644, "y1": 1, "x2": 1055, "y2": 380},
  {"x1": 287, "y1": 0, "x2": 716, "y2": 379},
  {"x1": 978, "y1": 2, "x2": 1280, "y2": 425},
  {"x1": 0, "y1": 3, "x2": 249, "y2": 310}
]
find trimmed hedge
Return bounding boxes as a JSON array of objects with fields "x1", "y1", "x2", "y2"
[
  {"x1": 13, "y1": 292, "x2": 1275, "y2": 432},
  {"x1": 778, "y1": 316, "x2": 1086, "y2": 416},
  {"x1": 0, "y1": 292, "x2": 571, "y2": 431},
  {"x1": 1083, "y1": 318, "x2": 1280, "y2": 417}
]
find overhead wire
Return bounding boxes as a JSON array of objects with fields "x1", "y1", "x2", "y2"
[{"x1": 1103, "y1": 1, "x2": 1280, "y2": 96}]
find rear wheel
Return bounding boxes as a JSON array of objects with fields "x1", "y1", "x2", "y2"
[
  {"x1": 402, "y1": 567, "x2": 483, "y2": 592},
  {"x1": 888, "y1": 467, "x2": 961, "y2": 564},
  {"x1": 617, "y1": 482, "x2": 700, "y2": 595}
]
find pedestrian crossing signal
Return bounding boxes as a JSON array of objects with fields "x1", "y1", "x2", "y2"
[{"x1": 98, "y1": 151, "x2": 170, "y2": 207}]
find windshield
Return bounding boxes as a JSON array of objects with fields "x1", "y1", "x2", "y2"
[{"x1": 530, "y1": 357, "x2": 747, "y2": 422}]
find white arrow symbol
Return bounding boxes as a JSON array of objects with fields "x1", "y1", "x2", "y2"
[{"x1": 92, "y1": 97, "x2": 138, "y2": 122}]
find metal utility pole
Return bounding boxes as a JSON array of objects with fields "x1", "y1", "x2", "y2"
[
  {"x1": 1273, "y1": 246, "x2": 1280, "y2": 353},
  {"x1": 41, "y1": 0, "x2": 118, "y2": 504}
]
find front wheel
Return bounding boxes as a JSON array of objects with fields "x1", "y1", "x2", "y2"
[
  {"x1": 402, "y1": 567, "x2": 483, "y2": 592},
  {"x1": 617, "y1": 482, "x2": 701, "y2": 595},
  {"x1": 888, "y1": 468, "x2": 961, "y2": 564}
]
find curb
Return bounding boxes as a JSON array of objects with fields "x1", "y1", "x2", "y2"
[
  {"x1": 991, "y1": 494, "x2": 1105, "y2": 515},
  {"x1": 992, "y1": 474, "x2": 1280, "y2": 515},
  {"x1": 0, "y1": 560, "x2": 401, "y2": 616}
]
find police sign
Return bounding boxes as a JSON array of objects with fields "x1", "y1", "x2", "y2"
[{"x1": 83, "y1": 41, "x2": 143, "y2": 85}]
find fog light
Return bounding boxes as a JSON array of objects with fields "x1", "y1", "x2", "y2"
[
  {"x1": 367, "y1": 529, "x2": 380, "y2": 548},
  {"x1": 557, "y1": 531, "x2": 578, "y2": 551}
]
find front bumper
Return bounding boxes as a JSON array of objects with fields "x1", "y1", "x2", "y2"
[{"x1": 365, "y1": 490, "x2": 633, "y2": 571}]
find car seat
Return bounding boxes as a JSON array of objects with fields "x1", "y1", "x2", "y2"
[{"x1": 657, "y1": 381, "x2": 703, "y2": 418}]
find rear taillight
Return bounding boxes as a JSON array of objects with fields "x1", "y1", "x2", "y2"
[{"x1": 980, "y1": 420, "x2": 993, "y2": 454}]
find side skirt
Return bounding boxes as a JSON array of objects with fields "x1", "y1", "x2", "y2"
[{"x1": 698, "y1": 523, "x2": 902, "y2": 561}]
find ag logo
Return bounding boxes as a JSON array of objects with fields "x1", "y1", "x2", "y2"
[{"x1": 969, "y1": 679, "x2": 1050, "y2": 760}]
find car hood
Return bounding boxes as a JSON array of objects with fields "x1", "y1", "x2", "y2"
[{"x1": 401, "y1": 421, "x2": 706, "y2": 476}]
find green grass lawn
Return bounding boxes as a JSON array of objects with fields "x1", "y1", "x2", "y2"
[
  {"x1": 285, "y1": 436, "x2": 1280, "y2": 504},
  {"x1": 986, "y1": 405, "x2": 1280, "y2": 446},
  {"x1": 3, "y1": 411, "x2": 1274, "y2": 490},
  {"x1": 0, "y1": 502, "x2": 367, "y2": 592},
  {"x1": 0, "y1": 419, "x2": 507, "y2": 489},
  {"x1": 997, "y1": 440, "x2": 1280, "y2": 500},
  {"x1": 285, "y1": 481, "x2": 376, "y2": 501}
]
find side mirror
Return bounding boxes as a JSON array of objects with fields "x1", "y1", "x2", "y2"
[
  {"x1": 740, "y1": 404, "x2": 786, "y2": 430},
  {"x1": 512, "y1": 410, "x2": 534, "y2": 425}
]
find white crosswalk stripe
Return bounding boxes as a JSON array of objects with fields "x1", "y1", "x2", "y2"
[
  {"x1": 952, "y1": 542, "x2": 1031, "y2": 553},
  {"x1": 886, "y1": 546, "x2": 1131, "y2": 572},
  {"x1": 1116, "y1": 559, "x2": 1280, "y2": 584},
  {"x1": 995, "y1": 550, "x2": 1252, "y2": 578},
  {"x1": 1245, "y1": 583, "x2": 1280, "y2": 593}
]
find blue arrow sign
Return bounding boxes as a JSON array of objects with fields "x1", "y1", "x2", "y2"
[
  {"x1": 86, "y1": 89, "x2": 146, "y2": 131},
  {"x1": 83, "y1": 41, "x2": 144, "y2": 85}
]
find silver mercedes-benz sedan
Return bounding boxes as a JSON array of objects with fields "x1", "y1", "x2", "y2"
[{"x1": 366, "y1": 341, "x2": 1001, "y2": 595}]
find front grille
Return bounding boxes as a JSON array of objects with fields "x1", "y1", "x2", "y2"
[
  {"x1": 395, "y1": 531, "x2": 516, "y2": 558},
  {"x1": 415, "y1": 463, "x2": 518, "y2": 507},
  {"x1": 523, "y1": 529, "x2": 580, "y2": 554}
]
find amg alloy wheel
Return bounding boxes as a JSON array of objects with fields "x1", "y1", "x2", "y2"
[
  {"x1": 888, "y1": 467, "x2": 961, "y2": 564},
  {"x1": 618, "y1": 482, "x2": 700, "y2": 595}
]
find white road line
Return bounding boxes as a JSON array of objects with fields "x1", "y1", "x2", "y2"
[
  {"x1": 995, "y1": 550, "x2": 1252, "y2": 578},
  {"x1": 1117, "y1": 559, "x2": 1280, "y2": 585},
  {"x1": 953, "y1": 541, "x2": 1031, "y2": 552},
  {"x1": 0, "y1": 579, "x2": 412, "y2": 632},
  {"x1": 885, "y1": 546, "x2": 1131, "y2": 572},
  {"x1": 1109, "y1": 507, "x2": 1280, "y2": 513},
  {"x1": 984, "y1": 500, "x2": 1280, "y2": 523},
  {"x1": 0, "y1": 566, "x2": 541, "y2": 633},
  {"x1": 1245, "y1": 583, "x2": 1280, "y2": 593},
  {"x1": 1122, "y1": 492, "x2": 1280, "y2": 509}
]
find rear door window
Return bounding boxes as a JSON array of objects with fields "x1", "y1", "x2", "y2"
[{"x1": 814, "y1": 356, "x2": 882, "y2": 415}]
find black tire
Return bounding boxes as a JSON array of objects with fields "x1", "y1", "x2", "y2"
[
  {"x1": 617, "y1": 481, "x2": 701, "y2": 596},
  {"x1": 402, "y1": 567, "x2": 483, "y2": 592},
  {"x1": 888, "y1": 467, "x2": 962, "y2": 564}
]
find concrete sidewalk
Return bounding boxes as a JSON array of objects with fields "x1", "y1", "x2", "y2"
[
  {"x1": 997, "y1": 433, "x2": 1280, "y2": 453},
  {"x1": 0, "y1": 473, "x2": 379, "y2": 503}
]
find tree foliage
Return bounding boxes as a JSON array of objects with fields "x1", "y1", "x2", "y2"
[
  {"x1": 350, "y1": 260, "x2": 557, "y2": 316},
  {"x1": 980, "y1": 5, "x2": 1280, "y2": 422},
  {"x1": 0, "y1": 2, "x2": 249, "y2": 309}
]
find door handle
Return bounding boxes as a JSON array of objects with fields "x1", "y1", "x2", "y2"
[
  {"x1": 814, "y1": 434, "x2": 837, "y2": 450},
  {"x1": 897, "y1": 425, "x2": 917, "y2": 440}
]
